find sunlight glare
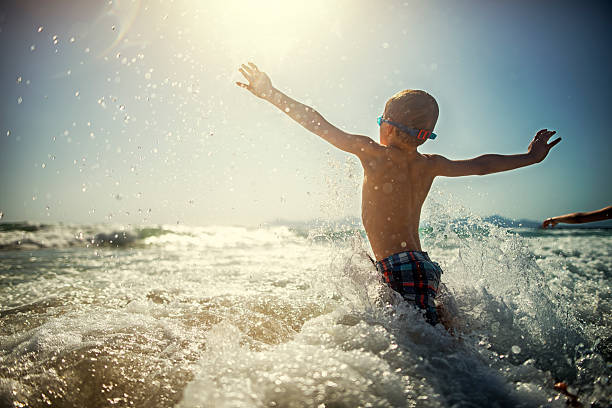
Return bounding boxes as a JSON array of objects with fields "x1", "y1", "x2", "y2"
[{"x1": 203, "y1": 0, "x2": 333, "y2": 55}]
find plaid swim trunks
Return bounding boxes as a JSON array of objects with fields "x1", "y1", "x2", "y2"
[{"x1": 376, "y1": 251, "x2": 443, "y2": 325}]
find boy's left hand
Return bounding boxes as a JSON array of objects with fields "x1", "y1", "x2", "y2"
[{"x1": 527, "y1": 129, "x2": 561, "y2": 163}]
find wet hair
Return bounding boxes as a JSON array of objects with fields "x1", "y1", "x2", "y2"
[{"x1": 383, "y1": 90, "x2": 439, "y2": 146}]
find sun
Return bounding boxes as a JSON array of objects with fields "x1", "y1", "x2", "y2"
[{"x1": 200, "y1": 0, "x2": 334, "y2": 56}]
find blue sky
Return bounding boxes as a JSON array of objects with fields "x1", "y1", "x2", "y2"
[{"x1": 1, "y1": 0, "x2": 611, "y2": 226}]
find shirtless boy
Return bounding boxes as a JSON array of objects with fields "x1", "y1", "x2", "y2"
[{"x1": 237, "y1": 62, "x2": 561, "y2": 325}]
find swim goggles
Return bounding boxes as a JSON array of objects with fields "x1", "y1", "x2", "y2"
[{"x1": 377, "y1": 115, "x2": 437, "y2": 140}]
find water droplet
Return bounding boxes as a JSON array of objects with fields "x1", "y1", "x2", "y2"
[
  {"x1": 17, "y1": 97, "x2": 23, "y2": 104},
  {"x1": 119, "y1": 105, "x2": 125, "y2": 111},
  {"x1": 84, "y1": 47, "x2": 90, "y2": 53},
  {"x1": 41, "y1": 163, "x2": 46, "y2": 168},
  {"x1": 382, "y1": 42, "x2": 390, "y2": 49},
  {"x1": 70, "y1": 37, "x2": 75, "y2": 43},
  {"x1": 75, "y1": 91, "x2": 80, "y2": 97},
  {"x1": 37, "y1": 26, "x2": 43, "y2": 33},
  {"x1": 82, "y1": 185, "x2": 87, "y2": 192},
  {"x1": 111, "y1": 25, "x2": 116, "y2": 31},
  {"x1": 511, "y1": 345, "x2": 521, "y2": 354},
  {"x1": 144, "y1": 72, "x2": 151, "y2": 80},
  {"x1": 284, "y1": 107, "x2": 290, "y2": 112},
  {"x1": 401, "y1": 241, "x2": 407, "y2": 248},
  {"x1": 16, "y1": 76, "x2": 22, "y2": 84},
  {"x1": 30, "y1": 45, "x2": 36, "y2": 51},
  {"x1": 6, "y1": 131, "x2": 10, "y2": 137}
]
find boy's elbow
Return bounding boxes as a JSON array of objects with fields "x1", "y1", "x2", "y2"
[
  {"x1": 469, "y1": 157, "x2": 493, "y2": 176},
  {"x1": 475, "y1": 165, "x2": 491, "y2": 176}
]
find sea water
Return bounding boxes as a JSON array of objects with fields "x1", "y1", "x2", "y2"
[{"x1": 0, "y1": 213, "x2": 610, "y2": 407}]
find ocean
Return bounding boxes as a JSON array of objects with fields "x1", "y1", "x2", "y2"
[{"x1": 0, "y1": 216, "x2": 610, "y2": 407}]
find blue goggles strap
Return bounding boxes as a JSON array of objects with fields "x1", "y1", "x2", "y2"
[{"x1": 377, "y1": 116, "x2": 437, "y2": 140}]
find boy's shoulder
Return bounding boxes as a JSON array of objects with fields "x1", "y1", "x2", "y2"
[
  {"x1": 383, "y1": 148, "x2": 446, "y2": 165},
  {"x1": 362, "y1": 146, "x2": 444, "y2": 175}
]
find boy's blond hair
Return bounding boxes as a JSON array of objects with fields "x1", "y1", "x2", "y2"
[{"x1": 384, "y1": 90, "x2": 439, "y2": 146}]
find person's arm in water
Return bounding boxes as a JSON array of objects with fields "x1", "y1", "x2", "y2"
[
  {"x1": 542, "y1": 205, "x2": 612, "y2": 228},
  {"x1": 236, "y1": 62, "x2": 380, "y2": 158},
  {"x1": 429, "y1": 129, "x2": 561, "y2": 177}
]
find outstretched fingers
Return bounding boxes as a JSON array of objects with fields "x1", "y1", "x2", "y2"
[
  {"x1": 543, "y1": 130, "x2": 556, "y2": 142},
  {"x1": 535, "y1": 129, "x2": 558, "y2": 144},
  {"x1": 239, "y1": 67, "x2": 252, "y2": 83},
  {"x1": 242, "y1": 63, "x2": 258, "y2": 77},
  {"x1": 248, "y1": 62, "x2": 260, "y2": 72},
  {"x1": 547, "y1": 137, "x2": 562, "y2": 149},
  {"x1": 237, "y1": 62, "x2": 269, "y2": 97}
]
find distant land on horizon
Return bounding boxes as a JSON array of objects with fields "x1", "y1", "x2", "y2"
[{"x1": 0, "y1": 215, "x2": 611, "y2": 230}]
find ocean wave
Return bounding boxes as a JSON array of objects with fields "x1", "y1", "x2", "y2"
[
  {"x1": 1, "y1": 217, "x2": 610, "y2": 407},
  {"x1": 0, "y1": 222, "x2": 304, "y2": 251}
]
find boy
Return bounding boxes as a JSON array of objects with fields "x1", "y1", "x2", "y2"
[{"x1": 236, "y1": 62, "x2": 561, "y2": 325}]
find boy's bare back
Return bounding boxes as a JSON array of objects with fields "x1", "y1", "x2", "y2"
[
  {"x1": 361, "y1": 147, "x2": 434, "y2": 260},
  {"x1": 236, "y1": 62, "x2": 561, "y2": 261}
]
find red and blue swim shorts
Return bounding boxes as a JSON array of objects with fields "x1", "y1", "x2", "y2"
[{"x1": 376, "y1": 251, "x2": 443, "y2": 325}]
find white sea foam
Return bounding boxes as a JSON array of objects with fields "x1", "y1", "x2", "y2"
[{"x1": 0, "y1": 220, "x2": 610, "y2": 407}]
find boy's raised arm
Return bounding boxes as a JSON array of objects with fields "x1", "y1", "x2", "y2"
[
  {"x1": 236, "y1": 63, "x2": 380, "y2": 157},
  {"x1": 429, "y1": 129, "x2": 561, "y2": 177}
]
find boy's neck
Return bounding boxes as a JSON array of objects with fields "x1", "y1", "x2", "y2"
[{"x1": 386, "y1": 141, "x2": 420, "y2": 155}]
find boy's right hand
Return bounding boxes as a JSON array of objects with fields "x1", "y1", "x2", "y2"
[
  {"x1": 527, "y1": 129, "x2": 561, "y2": 163},
  {"x1": 236, "y1": 62, "x2": 274, "y2": 99}
]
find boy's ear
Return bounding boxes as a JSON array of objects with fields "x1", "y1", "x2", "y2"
[{"x1": 389, "y1": 127, "x2": 402, "y2": 139}]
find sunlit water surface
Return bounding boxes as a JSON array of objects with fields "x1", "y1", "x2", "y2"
[{"x1": 0, "y1": 220, "x2": 610, "y2": 408}]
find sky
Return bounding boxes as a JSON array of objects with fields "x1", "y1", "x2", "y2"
[{"x1": 0, "y1": 0, "x2": 611, "y2": 227}]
